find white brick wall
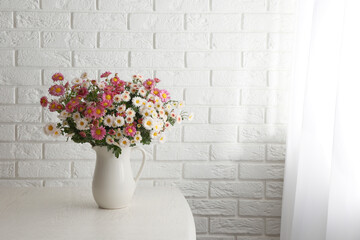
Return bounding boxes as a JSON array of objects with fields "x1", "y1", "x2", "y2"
[{"x1": 0, "y1": 0, "x2": 294, "y2": 239}]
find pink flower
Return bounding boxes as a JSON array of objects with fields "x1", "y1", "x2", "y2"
[
  {"x1": 85, "y1": 106, "x2": 96, "y2": 118},
  {"x1": 49, "y1": 84, "x2": 65, "y2": 96},
  {"x1": 108, "y1": 129, "x2": 115, "y2": 135},
  {"x1": 91, "y1": 80, "x2": 97, "y2": 85},
  {"x1": 68, "y1": 98, "x2": 80, "y2": 106},
  {"x1": 151, "y1": 88, "x2": 160, "y2": 96},
  {"x1": 104, "y1": 85, "x2": 114, "y2": 93},
  {"x1": 91, "y1": 126, "x2": 106, "y2": 140},
  {"x1": 77, "y1": 103, "x2": 87, "y2": 113},
  {"x1": 77, "y1": 87, "x2": 89, "y2": 97},
  {"x1": 154, "y1": 78, "x2": 161, "y2": 83},
  {"x1": 124, "y1": 125, "x2": 136, "y2": 137},
  {"x1": 158, "y1": 89, "x2": 171, "y2": 102},
  {"x1": 40, "y1": 96, "x2": 48, "y2": 107},
  {"x1": 143, "y1": 78, "x2": 155, "y2": 90},
  {"x1": 79, "y1": 131, "x2": 86, "y2": 138},
  {"x1": 64, "y1": 82, "x2": 69, "y2": 89},
  {"x1": 65, "y1": 102, "x2": 76, "y2": 113},
  {"x1": 102, "y1": 93, "x2": 113, "y2": 102},
  {"x1": 56, "y1": 103, "x2": 64, "y2": 111},
  {"x1": 111, "y1": 76, "x2": 121, "y2": 85},
  {"x1": 100, "y1": 71, "x2": 112, "y2": 78},
  {"x1": 49, "y1": 100, "x2": 58, "y2": 112},
  {"x1": 93, "y1": 106, "x2": 105, "y2": 118},
  {"x1": 52, "y1": 73, "x2": 64, "y2": 81},
  {"x1": 100, "y1": 100, "x2": 111, "y2": 108}
]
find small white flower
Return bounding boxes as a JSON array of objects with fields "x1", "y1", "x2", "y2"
[
  {"x1": 72, "y1": 112, "x2": 81, "y2": 121},
  {"x1": 146, "y1": 102, "x2": 154, "y2": 109},
  {"x1": 72, "y1": 78, "x2": 82, "y2": 84},
  {"x1": 151, "y1": 111, "x2": 158, "y2": 118},
  {"x1": 76, "y1": 118, "x2": 89, "y2": 130},
  {"x1": 103, "y1": 115, "x2": 114, "y2": 127},
  {"x1": 120, "y1": 137, "x2": 130, "y2": 148},
  {"x1": 44, "y1": 123, "x2": 57, "y2": 135},
  {"x1": 155, "y1": 102, "x2": 163, "y2": 110},
  {"x1": 116, "y1": 104, "x2": 126, "y2": 113},
  {"x1": 165, "y1": 104, "x2": 172, "y2": 111},
  {"x1": 82, "y1": 80, "x2": 90, "y2": 88},
  {"x1": 130, "y1": 88, "x2": 137, "y2": 94},
  {"x1": 143, "y1": 117, "x2": 154, "y2": 130},
  {"x1": 159, "y1": 134, "x2": 166, "y2": 143},
  {"x1": 106, "y1": 136, "x2": 115, "y2": 145},
  {"x1": 126, "y1": 108, "x2": 135, "y2": 117},
  {"x1": 158, "y1": 110, "x2": 165, "y2": 118},
  {"x1": 139, "y1": 88, "x2": 147, "y2": 97},
  {"x1": 80, "y1": 72, "x2": 88, "y2": 79},
  {"x1": 58, "y1": 110, "x2": 70, "y2": 120},
  {"x1": 171, "y1": 112, "x2": 176, "y2": 118},
  {"x1": 113, "y1": 94, "x2": 122, "y2": 103},
  {"x1": 172, "y1": 102, "x2": 178, "y2": 108},
  {"x1": 134, "y1": 134, "x2": 142, "y2": 143},
  {"x1": 142, "y1": 110, "x2": 152, "y2": 118},
  {"x1": 125, "y1": 116, "x2": 134, "y2": 123},
  {"x1": 165, "y1": 122, "x2": 171, "y2": 129},
  {"x1": 98, "y1": 82, "x2": 106, "y2": 89},
  {"x1": 154, "y1": 96, "x2": 161, "y2": 103},
  {"x1": 115, "y1": 128, "x2": 123, "y2": 139},
  {"x1": 121, "y1": 93, "x2": 130, "y2": 102},
  {"x1": 150, "y1": 130, "x2": 160, "y2": 139},
  {"x1": 132, "y1": 97, "x2": 144, "y2": 107},
  {"x1": 178, "y1": 101, "x2": 185, "y2": 108},
  {"x1": 188, "y1": 113, "x2": 194, "y2": 121},
  {"x1": 177, "y1": 115, "x2": 182, "y2": 124},
  {"x1": 53, "y1": 128, "x2": 61, "y2": 137},
  {"x1": 114, "y1": 116, "x2": 125, "y2": 127},
  {"x1": 153, "y1": 122, "x2": 162, "y2": 132}
]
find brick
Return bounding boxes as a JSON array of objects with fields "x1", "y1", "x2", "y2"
[
  {"x1": 99, "y1": 0, "x2": 152, "y2": 11},
  {"x1": 188, "y1": 199, "x2": 237, "y2": 216},
  {"x1": 73, "y1": 13, "x2": 126, "y2": 30},
  {"x1": 239, "y1": 125, "x2": 287, "y2": 143},
  {"x1": 133, "y1": 162, "x2": 182, "y2": 179},
  {"x1": 237, "y1": 237, "x2": 279, "y2": 240},
  {"x1": 266, "y1": 106, "x2": 288, "y2": 124},
  {"x1": 266, "y1": 182, "x2": 283, "y2": 198},
  {"x1": 0, "y1": 87, "x2": 15, "y2": 104},
  {"x1": 186, "y1": 14, "x2": 242, "y2": 32},
  {"x1": 187, "y1": 52, "x2": 241, "y2": 68},
  {"x1": 0, "y1": 31, "x2": 39, "y2": 47},
  {"x1": 210, "y1": 107, "x2": 264, "y2": 124},
  {"x1": 268, "y1": 71, "x2": 291, "y2": 88},
  {"x1": 198, "y1": 237, "x2": 234, "y2": 240},
  {"x1": 239, "y1": 164, "x2": 284, "y2": 180},
  {"x1": 130, "y1": 14, "x2": 183, "y2": 31},
  {"x1": 266, "y1": 218, "x2": 281, "y2": 235},
  {"x1": 131, "y1": 51, "x2": 184, "y2": 68},
  {"x1": 0, "y1": 143, "x2": 42, "y2": 159},
  {"x1": 239, "y1": 200, "x2": 282, "y2": 217},
  {"x1": 74, "y1": 51, "x2": 127, "y2": 68},
  {"x1": 0, "y1": 69, "x2": 40, "y2": 85},
  {"x1": 211, "y1": 144, "x2": 265, "y2": 161},
  {"x1": 16, "y1": 12, "x2": 70, "y2": 29},
  {"x1": 0, "y1": 50, "x2": 13, "y2": 66},
  {"x1": 184, "y1": 164, "x2": 236, "y2": 179},
  {"x1": 243, "y1": 52, "x2": 292, "y2": 69},
  {"x1": 210, "y1": 182, "x2": 263, "y2": 198},
  {"x1": 0, "y1": 12, "x2": 13, "y2": 28},
  {"x1": 0, "y1": 125, "x2": 15, "y2": 141},
  {"x1": 184, "y1": 125, "x2": 237, "y2": 142},
  {"x1": 18, "y1": 50, "x2": 71, "y2": 67},
  {"x1": 269, "y1": 0, "x2": 296, "y2": 12},
  {"x1": 212, "y1": 0, "x2": 266, "y2": 12},
  {"x1": 17, "y1": 125, "x2": 65, "y2": 142},
  {"x1": 194, "y1": 217, "x2": 208, "y2": 233},
  {"x1": 72, "y1": 161, "x2": 94, "y2": 178},
  {"x1": 165, "y1": 125, "x2": 181, "y2": 142},
  {"x1": 43, "y1": 69, "x2": 97, "y2": 85},
  {"x1": 18, "y1": 161, "x2": 71, "y2": 178},
  {"x1": 243, "y1": 14, "x2": 294, "y2": 32},
  {"x1": 44, "y1": 143, "x2": 95, "y2": 160},
  {"x1": 130, "y1": 145, "x2": 154, "y2": 161},
  {"x1": 267, "y1": 144, "x2": 286, "y2": 161},
  {"x1": 182, "y1": 106, "x2": 208, "y2": 124},
  {"x1": 163, "y1": 87, "x2": 183, "y2": 100},
  {"x1": 42, "y1": 0, "x2": 95, "y2": 10},
  {"x1": 156, "y1": 143, "x2": 209, "y2": 160},
  {"x1": 242, "y1": 89, "x2": 288, "y2": 106},
  {"x1": 155, "y1": 0, "x2": 208, "y2": 11},
  {"x1": 210, "y1": 218, "x2": 264, "y2": 234},
  {"x1": 42, "y1": 32, "x2": 96, "y2": 49},
  {"x1": 17, "y1": 86, "x2": 46, "y2": 104},
  {"x1": 156, "y1": 70, "x2": 210, "y2": 87},
  {"x1": 45, "y1": 179, "x2": 91, "y2": 187},
  {"x1": 0, "y1": 180, "x2": 42, "y2": 187},
  {"x1": 212, "y1": 70, "x2": 267, "y2": 87},
  {"x1": 185, "y1": 88, "x2": 239, "y2": 105},
  {"x1": 154, "y1": 180, "x2": 209, "y2": 197},
  {"x1": 97, "y1": 69, "x2": 154, "y2": 80},
  {"x1": 268, "y1": 33, "x2": 294, "y2": 51},
  {"x1": 99, "y1": 33, "x2": 153, "y2": 49},
  {"x1": 0, "y1": 162, "x2": 15, "y2": 178},
  {"x1": 156, "y1": 33, "x2": 209, "y2": 50},
  {"x1": 212, "y1": 33, "x2": 266, "y2": 50},
  {"x1": 0, "y1": 0, "x2": 39, "y2": 10},
  {"x1": 0, "y1": 106, "x2": 41, "y2": 123}
]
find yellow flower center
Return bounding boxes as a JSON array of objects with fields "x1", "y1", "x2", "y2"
[
  {"x1": 122, "y1": 141, "x2": 127, "y2": 144},
  {"x1": 48, "y1": 125, "x2": 53, "y2": 131},
  {"x1": 96, "y1": 129, "x2": 101, "y2": 135},
  {"x1": 106, "y1": 95, "x2": 111, "y2": 100},
  {"x1": 55, "y1": 87, "x2": 61, "y2": 93},
  {"x1": 162, "y1": 93, "x2": 167, "y2": 99},
  {"x1": 146, "y1": 121, "x2": 151, "y2": 126},
  {"x1": 107, "y1": 119, "x2": 111, "y2": 123},
  {"x1": 88, "y1": 109, "x2": 92, "y2": 114},
  {"x1": 154, "y1": 90, "x2": 158, "y2": 94},
  {"x1": 96, "y1": 109, "x2": 101, "y2": 114},
  {"x1": 147, "y1": 81, "x2": 152, "y2": 86},
  {"x1": 80, "y1": 122, "x2": 84, "y2": 126},
  {"x1": 128, "y1": 129, "x2": 133, "y2": 133}
]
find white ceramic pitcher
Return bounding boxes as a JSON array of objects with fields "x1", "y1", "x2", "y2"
[{"x1": 92, "y1": 146, "x2": 146, "y2": 209}]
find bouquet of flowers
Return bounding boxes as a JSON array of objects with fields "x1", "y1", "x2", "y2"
[{"x1": 40, "y1": 72, "x2": 193, "y2": 157}]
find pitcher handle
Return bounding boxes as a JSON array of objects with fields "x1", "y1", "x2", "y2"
[{"x1": 132, "y1": 146, "x2": 146, "y2": 183}]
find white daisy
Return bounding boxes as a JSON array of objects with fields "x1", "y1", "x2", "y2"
[
  {"x1": 114, "y1": 116, "x2": 125, "y2": 127},
  {"x1": 59, "y1": 110, "x2": 70, "y2": 120},
  {"x1": 134, "y1": 134, "x2": 142, "y2": 143},
  {"x1": 121, "y1": 93, "x2": 130, "y2": 102},
  {"x1": 82, "y1": 80, "x2": 90, "y2": 88},
  {"x1": 178, "y1": 101, "x2": 185, "y2": 108},
  {"x1": 158, "y1": 109, "x2": 165, "y2": 118},
  {"x1": 125, "y1": 116, "x2": 134, "y2": 123},
  {"x1": 171, "y1": 112, "x2": 176, "y2": 118},
  {"x1": 98, "y1": 82, "x2": 106, "y2": 89},
  {"x1": 106, "y1": 136, "x2": 115, "y2": 145},
  {"x1": 113, "y1": 94, "x2": 122, "y2": 103},
  {"x1": 124, "y1": 90, "x2": 131, "y2": 95},
  {"x1": 103, "y1": 115, "x2": 114, "y2": 127},
  {"x1": 142, "y1": 110, "x2": 152, "y2": 118},
  {"x1": 154, "y1": 96, "x2": 161, "y2": 103},
  {"x1": 151, "y1": 111, "x2": 158, "y2": 118},
  {"x1": 116, "y1": 104, "x2": 126, "y2": 113},
  {"x1": 72, "y1": 78, "x2": 82, "y2": 84},
  {"x1": 188, "y1": 113, "x2": 194, "y2": 121},
  {"x1": 153, "y1": 122, "x2": 161, "y2": 132},
  {"x1": 53, "y1": 128, "x2": 61, "y2": 137},
  {"x1": 150, "y1": 130, "x2": 160, "y2": 139},
  {"x1": 165, "y1": 122, "x2": 171, "y2": 129},
  {"x1": 132, "y1": 97, "x2": 144, "y2": 107},
  {"x1": 130, "y1": 88, "x2": 137, "y2": 94},
  {"x1": 159, "y1": 133, "x2": 166, "y2": 143},
  {"x1": 143, "y1": 117, "x2": 154, "y2": 130},
  {"x1": 120, "y1": 137, "x2": 130, "y2": 148},
  {"x1": 72, "y1": 112, "x2": 81, "y2": 121},
  {"x1": 44, "y1": 123, "x2": 57, "y2": 135},
  {"x1": 172, "y1": 102, "x2": 178, "y2": 108},
  {"x1": 165, "y1": 104, "x2": 172, "y2": 111},
  {"x1": 177, "y1": 115, "x2": 182, "y2": 124},
  {"x1": 115, "y1": 129, "x2": 123, "y2": 139},
  {"x1": 80, "y1": 72, "x2": 88, "y2": 79},
  {"x1": 126, "y1": 108, "x2": 135, "y2": 117},
  {"x1": 146, "y1": 102, "x2": 154, "y2": 109},
  {"x1": 139, "y1": 88, "x2": 147, "y2": 97},
  {"x1": 155, "y1": 102, "x2": 163, "y2": 110},
  {"x1": 76, "y1": 118, "x2": 89, "y2": 130}
]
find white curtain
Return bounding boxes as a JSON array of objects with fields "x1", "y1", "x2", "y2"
[{"x1": 280, "y1": 0, "x2": 360, "y2": 239}]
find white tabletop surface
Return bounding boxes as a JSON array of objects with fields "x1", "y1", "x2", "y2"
[{"x1": 0, "y1": 187, "x2": 196, "y2": 240}]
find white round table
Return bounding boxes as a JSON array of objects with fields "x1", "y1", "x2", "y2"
[{"x1": 0, "y1": 187, "x2": 196, "y2": 240}]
